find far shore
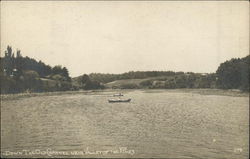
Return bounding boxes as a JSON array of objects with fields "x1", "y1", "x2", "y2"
[
  {"x1": 1, "y1": 88, "x2": 249, "y2": 101},
  {"x1": 0, "y1": 89, "x2": 113, "y2": 101}
]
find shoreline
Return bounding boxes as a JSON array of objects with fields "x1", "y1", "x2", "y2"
[
  {"x1": 1, "y1": 88, "x2": 249, "y2": 101},
  {"x1": 0, "y1": 89, "x2": 112, "y2": 101},
  {"x1": 143, "y1": 88, "x2": 249, "y2": 97}
]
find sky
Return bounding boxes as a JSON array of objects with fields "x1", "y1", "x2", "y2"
[{"x1": 1, "y1": 1, "x2": 249, "y2": 77}]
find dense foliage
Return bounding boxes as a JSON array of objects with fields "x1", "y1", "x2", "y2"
[
  {"x1": 216, "y1": 55, "x2": 249, "y2": 91},
  {"x1": 0, "y1": 46, "x2": 73, "y2": 93},
  {"x1": 102, "y1": 73, "x2": 217, "y2": 89},
  {"x1": 87, "y1": 71, "x2": 184, "y2": 83},
  {"x1": 80, "y1": 57, "x2": 249, "y2": 91},
  {"x1": 74, "y1": 74, "x2": 104, "y2": 90}
]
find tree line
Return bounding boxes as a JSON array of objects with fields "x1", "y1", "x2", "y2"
[
  {"x1": 78, "y1": 56, "x2": 249, "y2": 91},
  {"x1": 0, "y1": 46, "x2": 73, "y2": 93},
  {"x1": 87, "y1": 71, "x2": 183, "y2": 83},
  {"x1": 0, "y1": 46, "x2": 103, "y2": 93},
  {"x1": 1, "y1": 45, "x2": 249, "y2": 94}
]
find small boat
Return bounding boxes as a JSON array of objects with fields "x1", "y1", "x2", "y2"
[
  {"x1": 108, "y1": 98, "x2": 131, "y2": 103},
  {"x1": 113, "y1": 93, "x2": 123, "y2": 97}
]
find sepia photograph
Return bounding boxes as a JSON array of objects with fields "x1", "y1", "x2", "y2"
[{"x1": 0, "y1": 1, "x2": 249, "y2": 158}]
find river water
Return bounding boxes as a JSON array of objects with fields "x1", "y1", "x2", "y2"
[{"x1": 1, "y1": 90, "x2": 249, "y2": 158}]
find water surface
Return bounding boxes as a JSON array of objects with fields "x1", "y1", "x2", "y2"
[{"x1": 1, "y1": 90, "x2": 249, "y2": 158}]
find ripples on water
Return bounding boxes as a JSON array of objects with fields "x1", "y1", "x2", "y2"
[{"x1": 1, "y1": 90, "x2": 249, "y2": 158}]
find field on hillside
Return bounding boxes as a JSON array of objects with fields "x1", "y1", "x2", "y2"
[
  {"x1": 105, "y1": 79, "x2": 144, "y2": 88},
  {"x1": 104, "y1": 76, "x2": 170, "y2": 88}
]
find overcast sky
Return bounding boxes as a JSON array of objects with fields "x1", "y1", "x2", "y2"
[{"x1": 1, "y1": 1, "x2": 249, "y2": 77}]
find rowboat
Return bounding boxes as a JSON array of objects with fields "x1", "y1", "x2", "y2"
[
  {"x1": 113, "y1": 93, "x2": 123, "y2": 97},
  {"x1": 108, "y1": 98, "x2": 131, "y2": 103}
]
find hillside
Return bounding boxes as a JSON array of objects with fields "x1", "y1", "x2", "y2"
[
  {"x1": 104, "y1": 73, "x2": 217, "y2": 89},
  {"x1": 104, "y1": 75, "x2": 175, "y2": 88},
  {"x1": 105, "y1": 78, "x2": 147, "y2": 89}
]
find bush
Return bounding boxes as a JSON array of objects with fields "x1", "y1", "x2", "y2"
[
  {"x1": 164, "y1": 79, "x2": 176, "y2": 89},
  {"x1": 139, "y1": 80, "x2": 152, "y2": 87}
]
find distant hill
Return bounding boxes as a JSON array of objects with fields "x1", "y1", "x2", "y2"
[
  {"x1": 74, "y1": 71, "x2": 185, "y2": 84},
  {"x1": 104, "y1": 73, "x2": 217, "y2": 89}
]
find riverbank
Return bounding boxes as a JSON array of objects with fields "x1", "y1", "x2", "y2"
[
  {"x1": 1, "y1": 88, "x2": 248, "y2": 101},
  {"x1": 0, "y1": 89, "x2": 113, "y2": 101},
  {"x1": 143, "y1": 88, "x2": 249, "y2": 97}
]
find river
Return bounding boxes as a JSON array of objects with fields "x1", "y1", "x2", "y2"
[{"x1": 1, "y1": 89, "x2": 249, "y2": 158}]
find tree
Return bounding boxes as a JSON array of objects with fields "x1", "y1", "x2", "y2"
[
  {"x1": 76, "y1": 74, "x2": 103, "y2": 90},
  {"x1": 216, "y1": 55, "x2": 249, "y2": 91},
  {"x1": 52, "y1": 65, "x2": 63, "y2": 75},
  {"x1": 1, "y1": 45, "x2": 73, "y2": 93},
  {"x1": 139, "y1": 80, "x2": 152, "y2": 87},
  {"x1": 78, "y1": 74, "x2": 90, "y2": 85},
  {"x1": 22, "y1": 70, "x2": 42, "y2": 92},
  {"x1": 62, "y1": 67, "x2": 71, "y2": 81},
  {"x1": 3, "y1": 46, "x2": 15, "y2": 76},
  {"x1": 16, "y1": 49, "x2": 22, "y2": 58}
]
